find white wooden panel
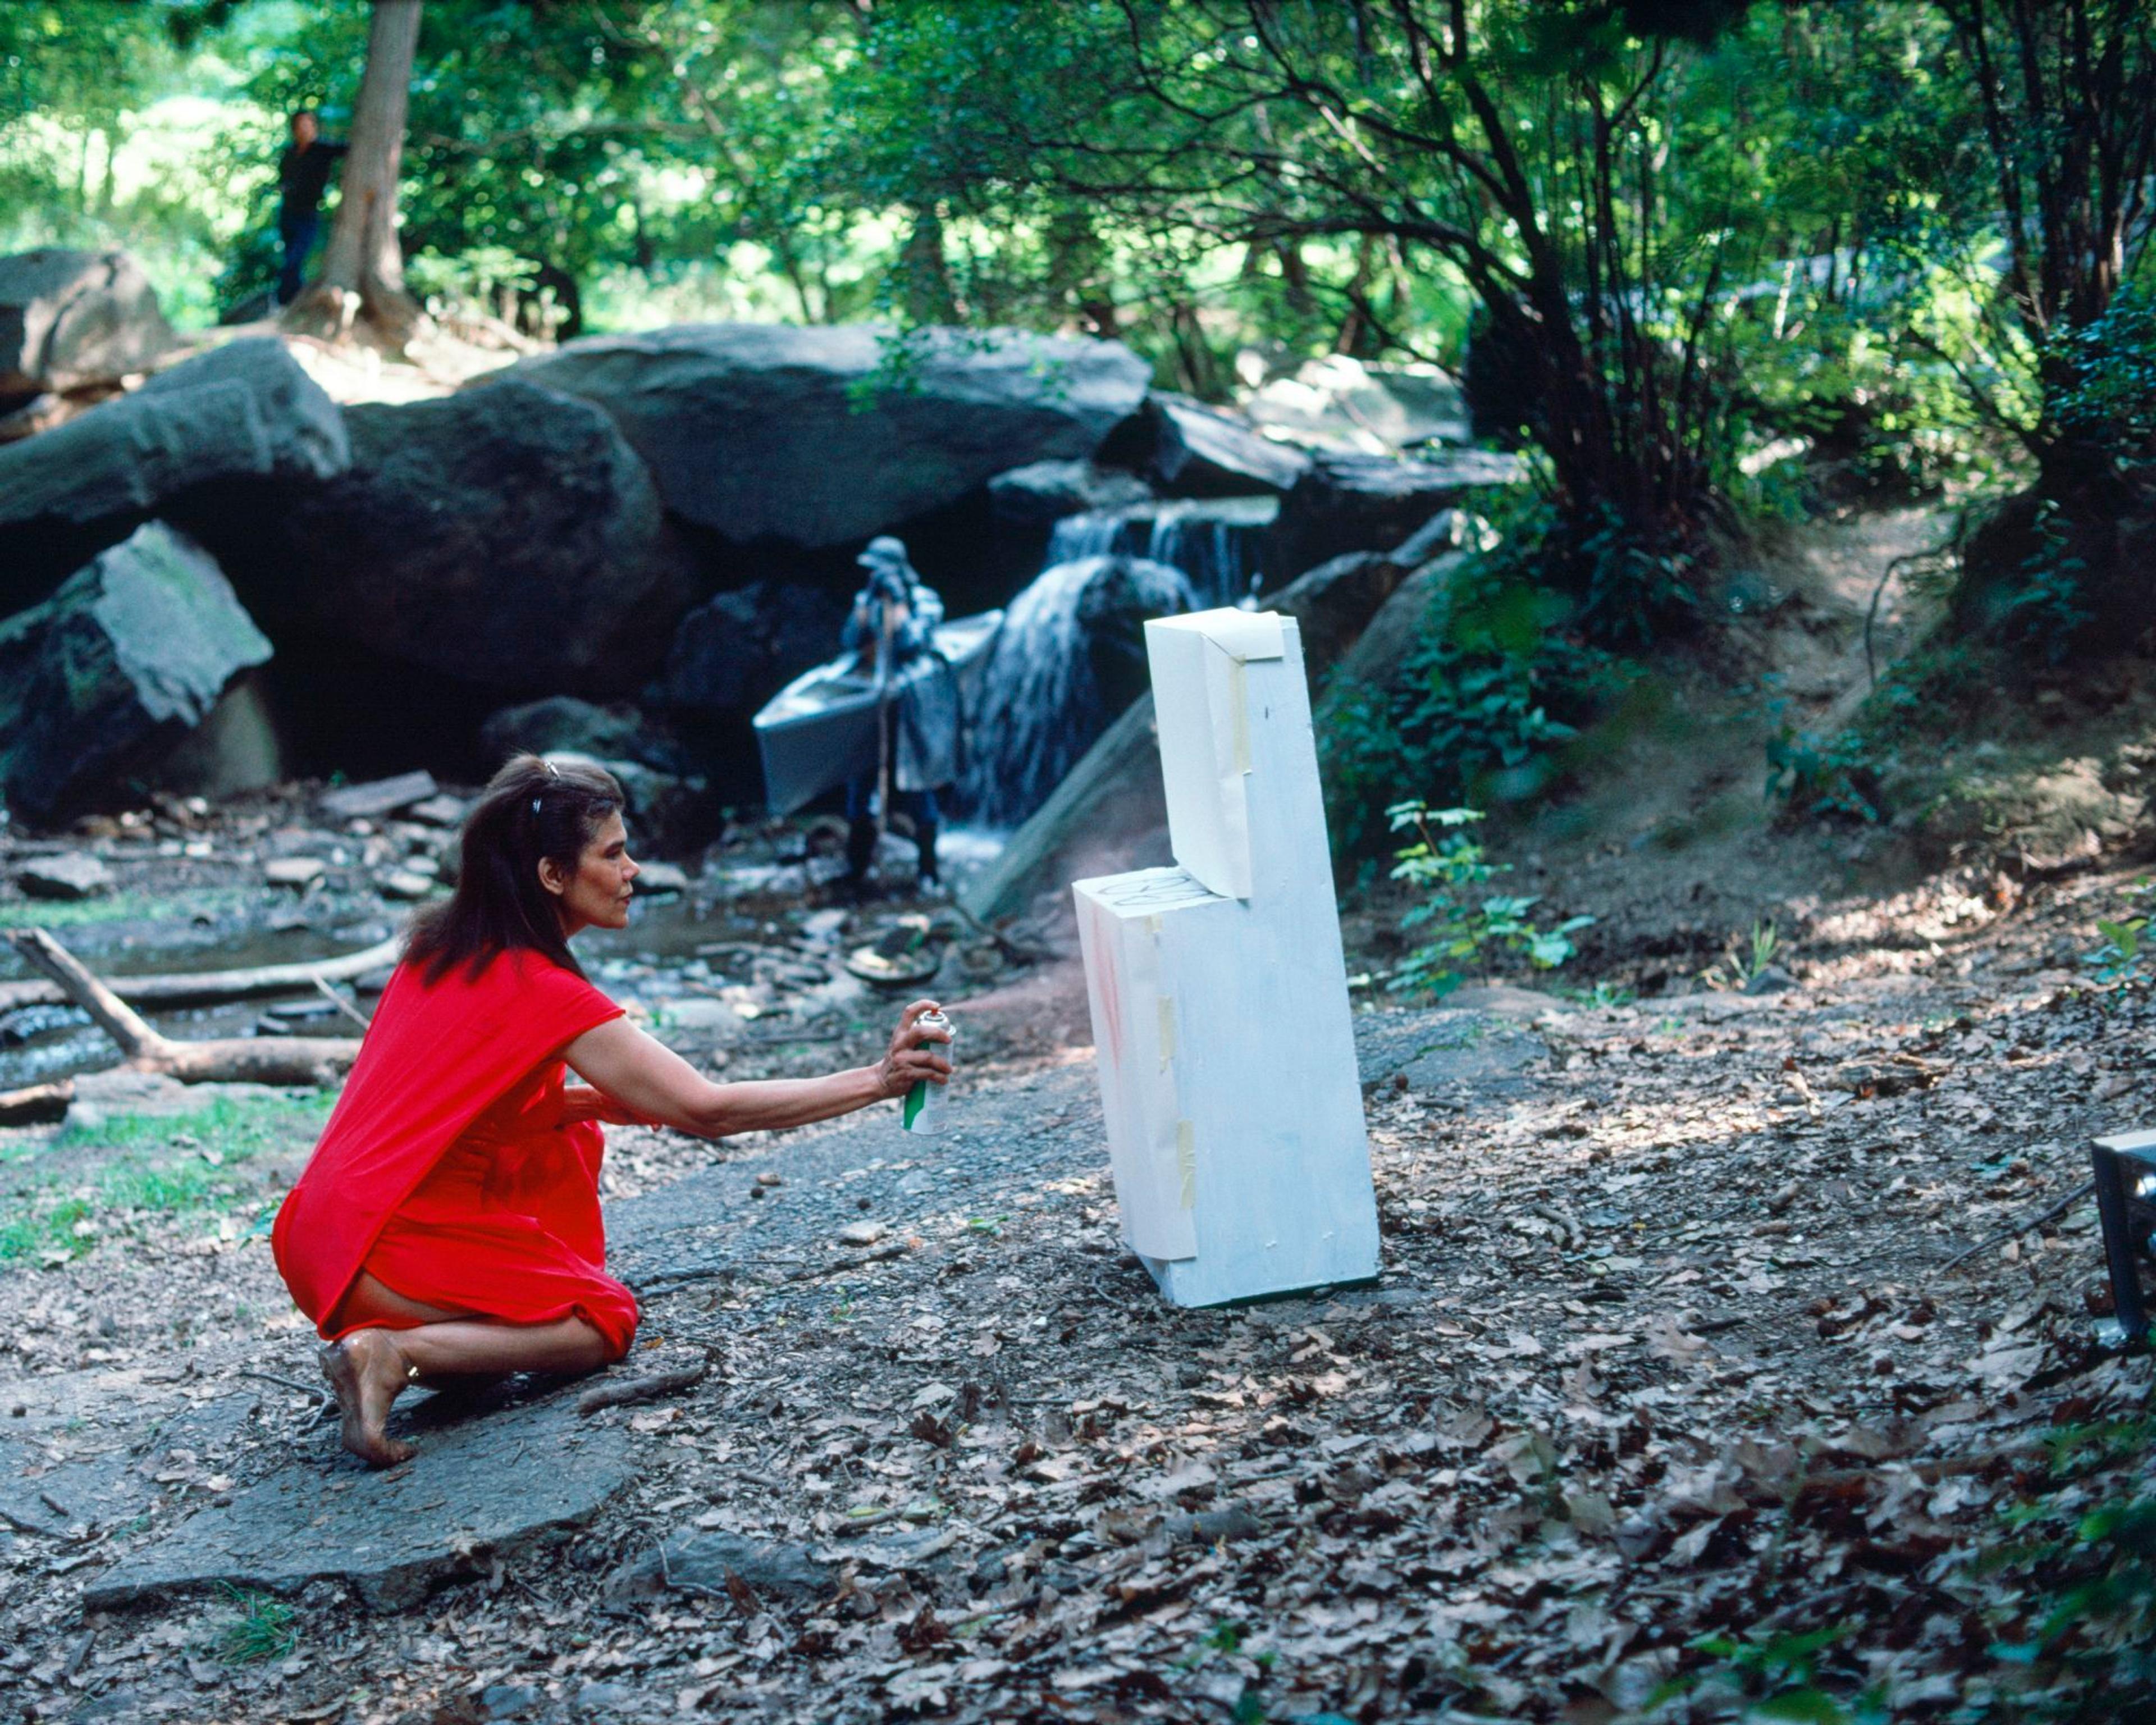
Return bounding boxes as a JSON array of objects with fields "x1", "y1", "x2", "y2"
[{"x1": 1075, "y1": 608, "x2": 1380, "y2": 1306}]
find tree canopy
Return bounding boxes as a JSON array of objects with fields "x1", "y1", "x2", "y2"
[{"x1": 4, "y1": 0, "x2": 2152, "y2": 636}]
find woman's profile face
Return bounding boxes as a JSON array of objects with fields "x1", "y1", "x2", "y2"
[{"x1": 542, "y1": 811, "x2": 639, "y2": 935}]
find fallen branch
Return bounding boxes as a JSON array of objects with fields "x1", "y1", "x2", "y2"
[
  {"x1": 0, "y1": 934, "x2": 402, "y2": 1014},
  {"x1": 233, "y1": 1368, "x2": 335, "y2": 1407},
  {"x1": 7, "y1": 929, "x2": 359, "y2": 1088},
  {"x1": 310, "y1": 975, "x2": 373, "y2": 1032},
  {"x1": 1942, "y1": 1182, "x2": 2095, "y2": 1274},
  {"x1": 0, "y1": 1078, "x2": 72, "y2": 1126},
  {"x1": 785, "y1": 1242, "x2": 908, "y2": 1281},
  {"x1": 576, "y1": 1359, "x2": 710, "y2": 1417}
]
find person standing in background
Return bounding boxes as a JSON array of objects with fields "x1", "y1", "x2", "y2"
[
  {"x1": 276, "y1": 109, "x2": 348, "y2": 305},
  {"x1": 842, "y1": 537, "x2": 960, "y2": 893}
]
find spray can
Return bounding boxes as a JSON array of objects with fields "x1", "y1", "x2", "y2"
[{"x1": 902, "y1": 1008, "x2": 953, "y2": 1135}]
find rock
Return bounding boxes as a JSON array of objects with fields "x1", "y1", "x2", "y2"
[
  {"x1": 1267, "y1": 512, "x2": 1470, "y2": 677},
  {"x1": 606, "y1": 1531, "x2": 836, "y2": 1607},
  {"x1": 541, "y1": 751, "x2": 714, "y2": 857},
  {"x1": 633, "y1": 860, "x2": 690, "y2": 896},
  {"x1": 838, "y1": 1220, "x2": 888, "y2": 1247},
  {"x1": 0, "y1": 337, "x2": 349, "y2": 604},
  {"x1": 1354, "y1": 1008, "x2": 1546, "y2": 1096},
  {"x1": 150, "y1": 672, "x2": 289, "y2": 799},
  {"x1": 1319, "y1": 550, "x2": 1472, "y2": 696},
  {"x1": 1075, "y1": 555, "x2": 1202, "y2": 718},
  {"x1": 1267, "y1": 448, "x2": 1520, "y2": 582},
  {"x1": 479, "y1": 696, "x2": 685, "y2": 775},
  {"x1": 16, "y1": 852, "x2": 113, "y2": 900},
  {"x1": 961, "y1": 693, "x2": 1172, "y2": 926},
  {"x1": 406, "y1": 793, "x2": 467, "y2": 827},
  {"x1": 987, "y1": 458, "x2": 1153, "y2": 524},
  {"x1": 1244, "y1": 354, "x2": 1472, "y2": 454},
  {"x1": 0, "y1": 248, "x2": 174, "y2": 399},
  {"x1": 1100, "y1": 392, "x2": 1311, "y2": 496},
  {"x1": 656, "y1": 582, "x2": 850, "y2": 715},
  {"x1": 236, "y1": 380, "x2": 693, "y2": 695},
  {"x1": 262, "y1": 856, "x2": 325, "y2": 890},
  {"x1": 83, "y1": 1391, "x2": 632, "y2": 1611},
  {"x1": 1744, "y1": 964, "x2": 1799, "y2": 996},
  {"x1": 0, "y1": 523, "x2": 272, "y2": 824},
  {"x1": 1266, "y1": 554, "x2": 1390, "y2": 673},
  {"x1": 319, "y1": 770, "x2": 438, "y2": 823},
  {"x1": 1161, "y1": 1507, "x2": 1267, "y2": 1544},
  {"x1": 496, "y1": 322, "x2": 1152, "y2": 548},
  {"x1": 377, "y1": 868, "x2": 436, "y2": 901}
]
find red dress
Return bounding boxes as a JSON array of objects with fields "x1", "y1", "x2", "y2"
[{"x1": 272, "y1": 947, "x2": 638, "y2": 1356}]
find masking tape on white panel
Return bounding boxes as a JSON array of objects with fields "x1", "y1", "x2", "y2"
[
  {"x1": 1176, "y1": 1120, "x2": 1196, "y2": 1209},
  {"x1": 1157, "y1": 995, "x2": 1175, "y2": 1069}
]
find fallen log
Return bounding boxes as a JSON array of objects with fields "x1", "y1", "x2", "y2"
[
  {"x1": 7, "y1": 929, "x2": 359, "y2": 1088},
  {"x1": 0, "y1": 1078, "x2": 72, "y2": 1126},
  {"x1": 0, "y1": 934, "x2": 403, "y2": 1014},
  {"x1": 576, "y1": 1359, "x2": 710, "y2": 1417}
]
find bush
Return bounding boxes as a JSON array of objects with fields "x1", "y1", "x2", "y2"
[
  {"x1": 1321, "y1": 506, "x2": 1628, "y2": 858},
  {"x1": 1382, "y1": 802, "x2": 1591, "y2": 998}
]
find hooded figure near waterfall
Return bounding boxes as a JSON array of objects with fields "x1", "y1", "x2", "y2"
[{"x1": 842, "y1": 536, "x2": 958, "y2": 891}]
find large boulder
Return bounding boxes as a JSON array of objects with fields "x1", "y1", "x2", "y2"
[
  {"x1": 656, "y1": 581, "x2": 850, "y2": 715},
  {"x1": 986, "y1": 458, "x2": 1153, "y2": 525},
  {"x1": 0, "y1": 523, "x2": 272, "y2": 823},
  {"x1": 1244, "y1": 355, "x2": 1472, "y2": 454},
  {"x1": 1098, "y1": 392, "x2": 1311, "y2": 496},
  {"x1": 1266, "y1": 448, "x2": 1520, "y2": 582},
  {"x1": 0, "y1": 337, "x2": 349, "y2": 604},
  {"x1": 493, "y1": 322, "x2": 1153, "y2": 549},
  {"x1": 240, "y1": 378, "x2": 694, "y2": 695},
  {"x1": 0, "y1": 249, "x2": 175, "y2": 400},
  {"x1": 479, "y1": 696, "x2": 688, "y2": 775}
]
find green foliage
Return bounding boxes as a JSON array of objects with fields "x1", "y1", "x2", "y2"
[
  {"x1": 1322, "y1": 512, "x2": 1625, "y2": 859},
  {"x1": 1994, "y1": 500, "x2": 2094, "y2": 667},
  {"x1": 214, "y1": 1585, "x2": 298, "y2": 1666},
  {"x1": 1702, "y1": 919, "x2": 1780, "y2": 991},
  {"x1": 1648, "y1": 1622, "x2": 1888, "y2": 1723},
  {"x1": 2051, "y1": 286, "x2": 2156, "y2": 460},
  {"x1": 2084, "y1": 883, "x2": 2156, "y2": 981},
  {"x1": 1766, "y1": 728, "x2": 1882, "y2": 824},
  {"x1": 1383, "y1": 803, "x2": 1592, "y2": 998},
  {"x1": 0, "y1": 1092, "x2": 330, "y2": 1265}
]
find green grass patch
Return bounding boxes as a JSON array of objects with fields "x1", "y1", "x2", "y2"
[
  {"x1": 0, "y1": 887, "x2": 250, "y2": 930},
  {"x1": 0, "y1": 1092, "x2": 332, "y2": 1265},
  {"x1": 214, "y1": 1586, "x2": 298, "y2": 1665}
]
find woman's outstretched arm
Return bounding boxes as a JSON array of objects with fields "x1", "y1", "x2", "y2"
[{"x1": 560, "y1": 998, "x2": 950, "y2": 1139}]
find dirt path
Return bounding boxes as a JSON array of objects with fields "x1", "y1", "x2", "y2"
[{"x1": 1, "y1": 851, "x2": 2149, "y2": 1719}]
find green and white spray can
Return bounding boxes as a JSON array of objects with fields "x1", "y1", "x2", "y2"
[{"x1": 902, "y1": 1008, "x2": 953, "y2": 1135}]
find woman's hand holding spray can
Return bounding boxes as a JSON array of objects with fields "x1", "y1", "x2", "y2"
[{"x1": 903, "y1": 1007, "x2": 954, "y2": 1134}]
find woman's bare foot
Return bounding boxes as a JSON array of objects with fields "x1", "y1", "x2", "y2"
[{"x1": 320, "y1": 1330, "x2": 416, "y2": 1467}]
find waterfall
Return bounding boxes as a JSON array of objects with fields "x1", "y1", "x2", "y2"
[
  {"x1": 1044, "y1": 497, "x2": 1278, "y2": 609},
  {"x1": 958, "y1": 495, "x2": 1277, "y2": 829},
  {"x1": 962, "y1": 553, "x2": 1196, "y2": 828}
]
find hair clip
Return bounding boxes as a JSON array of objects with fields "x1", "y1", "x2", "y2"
[{"x1": 531, "y1": 796, "x2": 542, "y2": 816}]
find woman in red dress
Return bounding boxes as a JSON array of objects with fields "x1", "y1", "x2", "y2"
[{"x1": 273, "y1": 754, "x2": 949, "y2": 1466}]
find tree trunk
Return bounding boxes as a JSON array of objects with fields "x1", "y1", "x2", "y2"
[{"x1": 285, "y1": 0, "x2": 427, "y2": 346}]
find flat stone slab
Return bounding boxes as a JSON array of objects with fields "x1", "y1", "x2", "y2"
[
  {"x1": 84, "y1": 1390, "x2": 630, "y2": 1610},
  {"x1": 1354, "y1": 1008, "x2": 1545, "y2": 1097}
]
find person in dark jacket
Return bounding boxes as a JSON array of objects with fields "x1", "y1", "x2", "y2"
[
  {"x1": 276, "y1": 111, "x2": 349, "y2": 305},
  {"x1": 842, "y1": 537, "x2": 958, "y2": 892}
]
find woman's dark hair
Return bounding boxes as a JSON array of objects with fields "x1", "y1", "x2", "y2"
[{"x1": 405, "y1": 754, "x2": 625, "y2": 984}]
